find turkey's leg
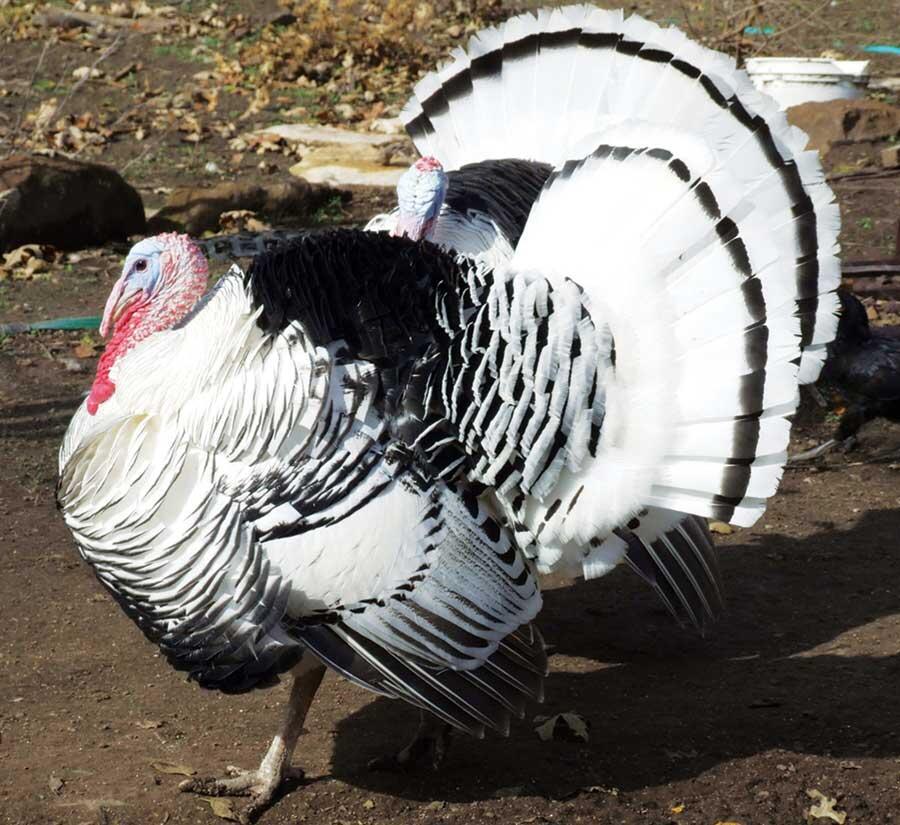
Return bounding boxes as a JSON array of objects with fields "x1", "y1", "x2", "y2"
[
  {"x1": 368, "y1": 709, "x2": 453, "y2": 772},
  {"x1": 180, "y1": 656, "x2": 326, "y2": 823}
]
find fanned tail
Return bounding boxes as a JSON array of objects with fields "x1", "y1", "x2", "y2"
[{"x1": 400, "y1": 5, "x2": 840, "y2": 384}]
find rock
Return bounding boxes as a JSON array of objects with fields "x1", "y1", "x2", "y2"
[
  {"x1": 147, "y1": 178, "x2": 346, "y2": 235},
  {"x1": 252, "y1": 122, "x2": 402, "y2": 149},
  {"x1": 291, "y1": 162, "x2": 406, "y2": 187},
  {"x1": 881, "y1": 144, "x2": 900, "y2": 169},
  {"x1": 786, "y1": 98, "x2": 900, "y2": 154},
  {"x1": 369, "y1": 117, "x2": 405, "y2": 135},
  {"x1": 60, "y1": 358, "x2": 88, "y2": 373},
  {"x1": 0, "y1": 155, "x2": 146, "y2": 253},
  {"x1": 254, "y1": 122, "x2": 414, "y2": 186},
  {"x1": 71, "y1": 66, "x2": 104, "y2": 81},
  {"x1": 869, "y1": 76, "x2": 900, "y2": 94}
]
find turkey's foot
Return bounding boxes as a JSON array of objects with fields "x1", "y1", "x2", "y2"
[
  {"x1": 180, "y1": 765, "x2": 304, "y2": 823},
  {"x1": 178, "y1": 657, "x2": 326, "y2": 823},
  {"x1": 368, "y1": 713, "x2": 453, "y2": 772}
]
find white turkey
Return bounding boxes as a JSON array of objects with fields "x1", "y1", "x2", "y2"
[{"x1": 58, "y1": 4, "x2": 840, "y2": 821}]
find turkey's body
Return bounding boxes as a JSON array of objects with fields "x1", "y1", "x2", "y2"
[
  {"x1": 59, "y1": 235, "x2": 548, "y2": 722},
  {"x1": 58, "y1": 4, "x2": 841, "y2": 818},
  {"x1": 819, "y1": 290, "x2": 900, "y2": 442}
]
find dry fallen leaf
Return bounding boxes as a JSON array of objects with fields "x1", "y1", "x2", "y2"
[
  {"x1": 806, "y1": 789, "x2": 847, "y2": 824},
  {"x1": 72, "y1": 66, "x2": 104, "y2": 81},
  {"x1": 670, "y1": 803, "x2": 684, "y2": 814},
  {"x1": 151, "y1": 761, "x2": 196, "y2": 777},
  {"x1": 3, "y1": 244, "x2": 43, "y2": 268},
  {"x1": 200, "y1": 796, "x2": 239, "y2": 821},
  {"x1": 708, "y1": 520, "x2": 734, "y2": 535},
  {"x1": 218, "y1": 210, "x2": 270, "y2": 234},
  {"x1": 534, "y1": 712, "x2": 590, "y2": 743}
]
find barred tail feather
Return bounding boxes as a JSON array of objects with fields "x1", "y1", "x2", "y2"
[
  {"x1": 294, "y1": 622, "x2": 546, "y2": 738},
  {"x1": 509, "y1": 131, "x2": 810, "y2": 566},
  {"x1": 400, "y1": 5, "x2": 840, "y2": 384}
]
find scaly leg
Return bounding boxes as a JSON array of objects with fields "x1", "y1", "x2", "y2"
[
  {"x1": 180, "y1": 656, "x2": 326, "y2": 824},
  {"x1": 368, "y1": 710, "x2": 453, "y2": 772}
]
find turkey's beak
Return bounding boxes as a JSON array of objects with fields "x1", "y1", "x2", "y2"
[{"x1": 99, "y1": 278, "x2": 142, "y2": 338}]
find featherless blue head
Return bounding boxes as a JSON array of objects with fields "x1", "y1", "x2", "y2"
[
  {"x1": 123, "y1": 237, "x2": 165, "y2": 296},
  {"x1": 394, "y1": 157, "x2": 448, "y2": 241}
]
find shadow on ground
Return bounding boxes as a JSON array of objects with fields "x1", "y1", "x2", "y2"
[{"x1": 328, "y1": 507, "x2": 900, "y2": 802}]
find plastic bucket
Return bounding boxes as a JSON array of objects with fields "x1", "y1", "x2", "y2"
[{"x1": 745, "y1": 57, "x2": 870, "y2": 109}]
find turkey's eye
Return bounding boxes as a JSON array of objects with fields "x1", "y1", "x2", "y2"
[{"x1": 133, "y1": 259, "x2": 148, "y2": 273}]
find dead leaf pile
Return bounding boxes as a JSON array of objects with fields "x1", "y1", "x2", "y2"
[
  {"x1": 236, "y1": 0, "x2": 505, "y2": 124},
  {"x1": 708, "y1": 520, "x2": 734, "y2": 535},
  {"x1": 228, "y1": 131, "x2": 296, "y2": 157},
  {"x1": 73, "y1": 333, "x2": 100, "y2": 359},
  {"x1": 0, "y1": 245, "x2": 58, "y2": 280},
  {"x1": 218, "y1": 210, "x2": 271, "y2": 234}
]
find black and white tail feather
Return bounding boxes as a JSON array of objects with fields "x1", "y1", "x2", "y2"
[
  {"x1": 389, "y1": 5, "x2": 840, "y2": 627},
  {"x1": 400, "y1": 4, "x2": 840, "y2": 384}
]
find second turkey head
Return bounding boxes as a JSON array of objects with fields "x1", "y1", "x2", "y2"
[{"x1": 393, "y1": 156, "x2": 448, "y2": 241}]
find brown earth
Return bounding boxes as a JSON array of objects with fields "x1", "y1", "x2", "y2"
[
  {"x1": 2, "y1": 332, "x2": 900, "y2": 825},
  {"x1": 2, "y1": 1, "x2": 900, "y2": 824}
]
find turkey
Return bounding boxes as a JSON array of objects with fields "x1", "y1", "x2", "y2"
[
  {"x1": 58, "y1": 5, "x2": 840, "y2": 822},
  {"x1": 366, "y1": 155, "x2": 551, "y2": 272},
  {"x1": 791, "y1": 289, "x2": 900, "y2": 461}
]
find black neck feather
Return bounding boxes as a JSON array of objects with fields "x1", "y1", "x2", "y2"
[{"x1": 247, "y1": 228, "x2": 466, "y2": 365}]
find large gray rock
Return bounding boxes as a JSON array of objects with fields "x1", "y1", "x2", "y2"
[
  {"x1": 147, "y1": 178, "x2": 346, "y2": 235},
  {"x1": 0, "y1": 154, "x2": 146, "y2": 253}
]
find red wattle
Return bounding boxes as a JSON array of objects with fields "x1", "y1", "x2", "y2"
[
  {"x1": 86, "y1": 301, "x2": 146, "y2": 416},
  {"x1": 86, "y1": 377, "x2": 116, "y2": 416}
]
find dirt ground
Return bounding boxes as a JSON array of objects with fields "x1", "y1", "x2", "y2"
[
  {"x1": 3, "y1": 345, "x2": 900, "y2": 825},
  {"x1": 3, "y1": 1, "x2": 900, "y2": 824}
]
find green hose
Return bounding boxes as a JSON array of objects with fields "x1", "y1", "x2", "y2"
[{"x1": 0, "y1": 315, "x2": 101, "y2": 336}]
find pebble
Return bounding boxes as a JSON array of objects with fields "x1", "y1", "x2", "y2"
[{"x1": 60, "y1": 357, "x2": 88, "y2": 373}]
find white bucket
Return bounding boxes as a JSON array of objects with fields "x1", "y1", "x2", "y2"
[{"x1": 745, "y1": 57, "x2": 870, "y2": 109}]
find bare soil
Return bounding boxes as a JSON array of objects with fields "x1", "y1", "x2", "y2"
[
  {"x1": 2, "y1": 1, "x2": 900, "y2": 824},
  {"x1": 3, "y1": 341, "x2": 900, "y2": 825}
]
